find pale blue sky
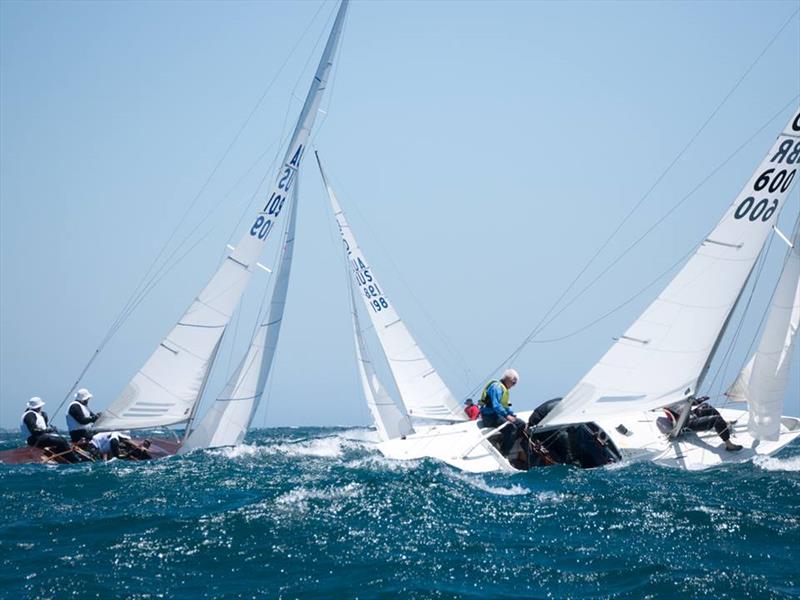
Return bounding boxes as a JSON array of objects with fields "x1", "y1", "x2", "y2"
[{"x1": 1, "y1": 0, "x2": 798, "y2": 430}]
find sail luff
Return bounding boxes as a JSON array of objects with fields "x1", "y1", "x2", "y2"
[
  {"x1": 96, "y1": 1, "x2": 349, "y2": 432},
  {"x1": 316, "y1": 152, "x2": 465, "y2": 422},
  {"x1": 349, "y1": 285, "x2": 414, "y2": 441},
  {"x1": 541, "y1": 108, "x2": 800, "y2": 427},
  {"x1": 727, "y1": 216, "x2": 800, "y2": 440},
  {"x1": 181, "y1": 186, "x2": 299, "y2": 451}
]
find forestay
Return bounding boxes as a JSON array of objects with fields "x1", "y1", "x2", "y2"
[
  {"x1": 542, "y1": 108, "x2": 800, "y2": 427},
  {"x1": 316, "y1": 154, "x2": 464, "y2": 422},
  {"x1": 97, "y1": 1, "x2": 349, "y2": 431},
  {"x1": 726, "y1": 217, "x2": 800, "y2": 440},
  {"x1": 181, "y1": 188, "x2": 298, "y2": 451}
]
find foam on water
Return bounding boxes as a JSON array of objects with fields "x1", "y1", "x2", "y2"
[
  {"x1": 1, "y1": 427, "x2": 798, "y2": 599},
  {"x1": 753, "y1": 453, "x2": 800, "y2": 471}
]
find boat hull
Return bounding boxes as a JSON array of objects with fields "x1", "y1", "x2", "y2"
[
  {"x1": 0, "y1": 437, "x2": 181, "y2": 465},
  {"x1": 376, "y1": 407, "x2": 800, "y2": 473}
]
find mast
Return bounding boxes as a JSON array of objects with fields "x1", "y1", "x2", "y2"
[
  {"x1": 540, "y1": 107, "x2": 800, "y2": 428},
  {"x1": 97, "y1": 1, "x2": 349, "y2": 432},
  {"x1": 727, "y1": 215, "x2": 800, "y2": 440},
  {"x1": 316, "y1": 152, "x2": 465, "y2": 423}
]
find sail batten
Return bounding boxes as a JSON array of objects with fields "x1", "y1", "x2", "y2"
[
  {"x1": 541, "y1": 108, "x2": 800, "y2": 427},
  {"x1": 97, "y1": 1, "x2": 349, "y2": 434},
  {"x1": 181, "y1": 183, "x2": 299, "y2": 451}
]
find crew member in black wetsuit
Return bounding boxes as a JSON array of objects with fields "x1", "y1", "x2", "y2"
[
  {"x1": 20, "y1": 397, "x2": 77, "y2": 461},
  {"x1": 66, "y1": 388, "x2": 101, "y2": 443},
  {"x1": 666, "y1": 397, "x2": 742, "y2": 452}
]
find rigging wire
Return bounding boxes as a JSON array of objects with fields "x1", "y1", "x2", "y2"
[
  {"x1": 462, "y1": 7, "x2": 799, "y2": 396},
  {"x1": 714, "y1": 210, "x2": 800, "y2": 406},
  {"x1": 704, "y1": 232, "x2": 774, "y2": 398},
  {"x1": 52, "y1": 3, "x2": 330, "y2": 419},
  {"x1": 467, "y1": 95, "x2": 800, "y2": 399}
]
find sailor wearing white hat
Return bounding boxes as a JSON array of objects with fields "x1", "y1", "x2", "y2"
[
  {"x1": 20, "y1": 397, "x2": 73, "y2": 457},
  {"x1": 66, "y1": 388, "x2": 101, "y2": 443}
]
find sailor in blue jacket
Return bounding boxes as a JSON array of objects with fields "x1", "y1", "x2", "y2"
[{"x1": 479, "y1": 369, "x2": 526, "y2": 456}]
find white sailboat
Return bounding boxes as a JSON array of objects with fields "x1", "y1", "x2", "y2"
[
  {"x1": 327, "y1": 107, "x2": 800, "y2": 473},
  {"x1": 0, "y1": 1, "x2": 350, "y2": 465}
]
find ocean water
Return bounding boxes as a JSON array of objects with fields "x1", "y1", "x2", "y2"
[{"x1": 1, "y1": 428, "x2": 798, "y2": 600}]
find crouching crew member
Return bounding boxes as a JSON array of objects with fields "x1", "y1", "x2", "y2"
[
  {"x1": 89, "y1": 431, "x2": 131, "y2": 460},
  {"x1": 666, "y1": 397, "x2": 742, "y2": 452},
  {"x1": 479, "y1": 369, "x2": 527, "y2": 456},
  {"x1": 20, "y1": 397, "x2": 76, "y2": 460},
  {"x1": 66, "y1": 388, "x2": 101, "y2": 443}
]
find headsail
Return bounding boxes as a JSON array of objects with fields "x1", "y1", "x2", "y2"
[
  {"x1": 181, "y1": 186, "x2": 299, "y2": 451},
  {"x1": 97, "y1": 1, "x2": 349, "y2": 431},
  {"x1": 726, "y1": 217, "x2": 800, "y2": 440},
  {"x1": 316, "y1": 154, "x2": 464, "y2": 422},
  {"x1": 542, "y1": 108, "x2": 800, "y2": 427},
  {"x1": 350, "y1": 285, "x2": 414, "y2": 441}
]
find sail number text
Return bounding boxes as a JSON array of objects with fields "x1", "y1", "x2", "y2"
[
  {"x1": 342, "y1": 237, "x2": 391, "y2": 313},
  {"x1": 249, "y1": 145, "x2": 303, "y2": 241},
  {"x1": 733, "y1": 138, "x2": 799, "y2": 222}
]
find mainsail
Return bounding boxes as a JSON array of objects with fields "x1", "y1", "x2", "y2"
[
  {"x1": 542, "y1": 108, "x2": 800, "y2": 427},
  {"x1": 316, "y1": 154, "x2": 464, "y2": 423},
  {"x1": 726, "y1": 217, "x2": 800, "y2": 440},
  {"x1": 181, "y1": 186, "x2": 299, "y2": 451},
  {"x1": 97, "y1": 1, "x2": 349, "y2": 431}
]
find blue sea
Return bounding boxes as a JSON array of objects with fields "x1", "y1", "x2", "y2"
[{"x1": 1, "y1": 427, "x2": 798, "y2": 599}]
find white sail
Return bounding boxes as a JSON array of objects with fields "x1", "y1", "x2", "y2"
[
  {"x1": 181, "y1": 187, "x2": 298, "y2": 451},
  {"x1": 726, "y1": 218, "x2": 800, "y2": 440},
  {"x1": 350, "y1": 286, "x2": 414, "y2": 441},
  {"x1": 316, "y1": 154, "x2": 464, "y2": 422},
  {"x1": 725, "y1": 356, "x2": 752, "y2": 402},
  {"x1": 97, "y1": 1, "x2": 349, "y2": 431},
  {"x1": 542, "y1": 108, "x2": 800, "y2": 427}
]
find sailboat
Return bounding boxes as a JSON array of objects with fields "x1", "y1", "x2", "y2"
[
  {"x1": 323, "y1": 108, "x2": 800, "y2": 473},
  {"x1": 0, "y1": 0, "x2": 349, "y2": 465}
]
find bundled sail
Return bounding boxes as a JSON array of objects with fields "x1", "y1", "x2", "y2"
[
  {"x1": 181, "y1": 189, "x2": 299, "y2": 451},
  {"x1": 726, "y1": 218, "x2": 800, "y2": 440},
  {"x1": 542, "y1": 108, "x2": 800, "y2": 427},
  {"x1": 316, "y1": 154, "x2": 464, "y2": 426},
  {"x1": 97, "y1": 0, "x2": 349, "y2": 433}
]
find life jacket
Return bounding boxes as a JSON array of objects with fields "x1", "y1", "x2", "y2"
[
  {"x1": 479, "y1": 380, "x2": 509, "y2": 409},
  {"x1": 66, "y1": 400, "x2": 93, "y2": 433},
  {"x1": 20, "y1": 409, "x2": 46, "y2": 436}
]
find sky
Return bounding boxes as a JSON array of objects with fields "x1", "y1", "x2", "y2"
[{"x1": 1, "y1": 0, "x2": 799, "y2": 431}]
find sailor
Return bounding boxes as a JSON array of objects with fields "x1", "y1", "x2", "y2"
[
  {"x1": 66, "y1": 388, "x2": 101, "y2": 443},
  {"x1": 463, "y1": 398, "x2": 479, "y2": 420},
  {"x1": 20, "y1": 397, "x2": 75, "y2": 458},
  {"x1": 478, "y1": 369, "x2": 527, "y2": 456},
  {"x1": 666, "y1": 397, "x2": 742, "y2": 452},
  {"x1": 89, "y1": 431, "x2": 129, "y2": 460}
]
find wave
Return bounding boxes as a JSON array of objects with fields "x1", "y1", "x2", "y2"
[{"x1": 753, "y1": 454, "x2": 800, "y2": 472}]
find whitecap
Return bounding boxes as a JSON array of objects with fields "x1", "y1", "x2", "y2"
[
  {"x1": 753, "y1": 454, "x2": 800, "y2": 472},
  {"x1": 447, "y1": 471, "x2": 530, "y2": 496}
]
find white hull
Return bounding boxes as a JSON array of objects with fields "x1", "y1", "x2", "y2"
[{"x1": 376, "y1": 407, "x2": 800, "y2": 473}]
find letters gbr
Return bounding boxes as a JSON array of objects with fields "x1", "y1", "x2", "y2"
[{"x1": 733, "y1": 112, "x2": 800, "y2": 223}]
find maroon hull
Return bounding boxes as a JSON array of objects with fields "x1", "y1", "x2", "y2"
[{"x1": 0, "y1": 437, "x2": 181, "y2": 465}]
